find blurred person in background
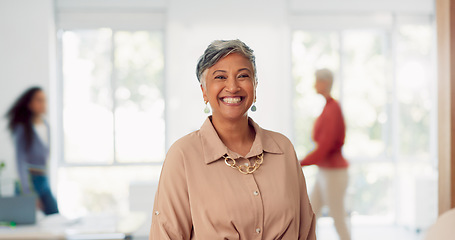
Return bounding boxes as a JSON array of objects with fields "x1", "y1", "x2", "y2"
[
  {"x1": 300, "y1": 68, "x2": 350, "y2": 240},
  {"x1": 150, "y1": 40, "x2": 316, "y2": 239},
  {"x1": 6, "y1": 86, "x2": 59, "y2": 215}
]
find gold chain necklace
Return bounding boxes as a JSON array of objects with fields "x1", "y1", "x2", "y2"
[{"x1": 223, "y1": 153, "x2": 264, "y2": 174}]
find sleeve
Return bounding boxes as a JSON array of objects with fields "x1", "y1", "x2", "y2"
[
  {"x1": 13, "y1": 125, "x2": 32, "y2": 194},
  {"x1": 293, "y1": 146, "x2": 317, "y2": 239},
  {"x1": 300, "y1": 105, "x2": 343, "y2": 167},
  {"x1": 149, "y1": 143, "x2": 193, "y2": 240}
]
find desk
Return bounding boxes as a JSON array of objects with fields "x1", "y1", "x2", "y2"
[{"x1": 0, "y1": 213, "x2": 147, "y2": 240}]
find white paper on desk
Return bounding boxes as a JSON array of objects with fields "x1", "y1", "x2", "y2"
[{"x1": 64, "y1": 214, "x2": 117, "y2": 235}]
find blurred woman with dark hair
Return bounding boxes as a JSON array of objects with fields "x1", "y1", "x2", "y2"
[{"x1": 6, "y1": 87, "x2": 59, "y2": 215}]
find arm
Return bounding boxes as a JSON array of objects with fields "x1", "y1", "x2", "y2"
[
  {"x1": 13, "y1": 125, "x2": 32, "y2": 194},
  {"x1": 300, "y1": 106, "x2": 343, "y2": 167},
  {"x1": 149, "y1": 143, "x2": 192, "y2": 240},
  {"x1": 294, "y1": 150, "x2": 317, "y2": 239}
]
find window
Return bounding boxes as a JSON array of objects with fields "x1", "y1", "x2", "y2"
[
  {"x1": 292, "y1": 16, "x2": 437, "y2": 225},
  {"x1": 58, "y1": 28, "x2": 164, "y2": 217}
]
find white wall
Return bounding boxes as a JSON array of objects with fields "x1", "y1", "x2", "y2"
[{"x1": 0, "y1": 0, "x2": 56, "y2": 183}]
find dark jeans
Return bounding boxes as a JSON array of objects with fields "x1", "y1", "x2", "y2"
[{"x1": 30, "y1": 174, "x2": 59, "y2": 215}]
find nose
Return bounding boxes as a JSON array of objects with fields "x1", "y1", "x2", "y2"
[{"x1": 225, "y1": 77, "x2": 240, "y2": 93}]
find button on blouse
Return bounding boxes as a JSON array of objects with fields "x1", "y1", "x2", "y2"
[{"x1": 150, "y1": 117, "x2": 316, "y2": 239}]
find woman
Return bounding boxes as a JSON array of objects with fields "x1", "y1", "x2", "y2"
[
  {"x1": 300, "y1": 69, "x2": 350, "y2": 240},
  {"x1": 6, "y1": 87, "x2": 59, "y2": 215},
  {"x1": 150, "y1": 40, "x2": 315, "y2": 239}
]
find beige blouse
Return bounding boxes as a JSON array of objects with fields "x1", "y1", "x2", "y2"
[{"x1": 150, "y1": 117, "x2": 316, "y2": 240}]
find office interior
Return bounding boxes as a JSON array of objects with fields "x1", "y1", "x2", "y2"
[{"x1": 0, "y1": 0, "x2": 452, "y2": 239}]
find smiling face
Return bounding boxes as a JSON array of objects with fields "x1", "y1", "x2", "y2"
[{"x1": 201, "y1": 53, "x2": 256, "y2": 122}]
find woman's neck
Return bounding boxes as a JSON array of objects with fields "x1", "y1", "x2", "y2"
[
  {"x1": 32, "y1": 115, "x2": 43, "y2": 124},
  {"x1": 321, "y1": 92, "x2": 332, "y2": 101},
  {"x1": 211, "y1": 115, "x2": 255, "y2": 156}
]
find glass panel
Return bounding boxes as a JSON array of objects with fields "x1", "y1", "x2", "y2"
[
  {"x1": 292, "y1": 31, "x2": 340, "y2": 157},
  {"x1": 62, "y1": 29, "x2": 114, "y2": 163},
  {"x1": 341, "y1": 30, "x2": 389, "y2": 160},
  {"x1": 395, "y1": 21, "x2": 438, "y2": 227},
  {"x1": 396, "y1": 24, "x2": 433, "y2": 161},
  {"x1": 114, "y1": 31, "x2": 165, "y2": 163},
  {"x1": 57, "y1": 166, "x2": 162, "y2": 218}
]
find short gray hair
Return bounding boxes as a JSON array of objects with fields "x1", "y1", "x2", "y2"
[
  {"x1": 315, "y1": 68, "x2": 334, "y2": 82},
  {"x1": 196, "y1": 39, "x2": 257, "y2": 87}
]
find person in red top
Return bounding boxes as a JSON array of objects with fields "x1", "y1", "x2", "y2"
[{"x1": 300, "y1": 68, "x2": 350, "y2": 240}]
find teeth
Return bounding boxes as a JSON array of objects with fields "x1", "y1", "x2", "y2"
[{"x1": 222, "y1": 97, "x2": 242, "y2": 104}]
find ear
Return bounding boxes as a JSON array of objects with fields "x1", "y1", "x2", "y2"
[{"x1": 200, "y1": 84, "x2": 208, "y2": 102}]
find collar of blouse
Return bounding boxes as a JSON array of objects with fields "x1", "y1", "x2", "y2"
[{"x1": 199, "y1": 117, "x2": 284, "y2": 164}]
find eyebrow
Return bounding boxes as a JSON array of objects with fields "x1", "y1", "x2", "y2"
[
  {"x1": 238, "y1": 68, "x2": 252, "y2": 74},
  {"x1": 212, "y1": 70, "x2": 227, "y2": 75},
  {"x1": 212, "y1": 68, "x2": 252, "y2": 75}
]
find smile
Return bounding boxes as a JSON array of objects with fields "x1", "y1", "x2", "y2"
[{"x1": 220, "y1": 96, "x2": 244, "y2": 104}]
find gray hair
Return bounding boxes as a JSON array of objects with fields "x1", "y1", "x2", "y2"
[
  {"x1": 196, "y1": 39, "x2": 257, "y2": 87},
  {"x1": 315, "y1": 68, "x2": 334, "y2": 91},
  {"x1": 315, "y1": 68, "x2": 334, "y2": 82}
]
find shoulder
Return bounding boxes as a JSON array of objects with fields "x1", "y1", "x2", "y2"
[
  {"x1": 265, "y1": 129, "x2": 292, "y2": 144},
  {"x1": 251, "y1": 118, "x2": 293, "y2": 149},
  {"x1": 168, "y1": 130, "x2": 201, "y2": 153},
  {"x1": 165, "y1": 130, "x2": 202, "y2": 163},
  {"x1": 13, "y1": 124, "x2": 25, "y2": 135},
  {"x1": 260, "y1": 129, "x2": 300, "y2": 167},
  {"x1": 326, "y1": 99, "x2": 344, "y2": 116},
  {"x1": 327, "y1": 99, "x2": 342, "y2": 110},
  {"x1": 160, "y1": 130, "x2": 204, "y2": 180},
  {"x1": 262, "y1": 128, "x2": 295, "y2": 151}
]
